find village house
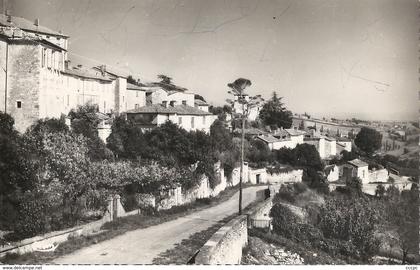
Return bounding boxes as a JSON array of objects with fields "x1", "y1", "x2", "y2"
[
  {"x1": 303, "y1": 135, "x2": 337, "y2": 159},
  {"x1": 256, "y1": 127, "x2": 305, "y2": 150},
  {"x1": 125, "y1": 102, "x2": 216, "y2": 133},
  {"x1": 327, "y1": 158, "x2": 414, "y2": 195},
  {"x1": 194, "y1": 99, "x2": 209, "y2": 112},
  {"x1": 342, "y1": 159, "x2": 370, "y2": 184},
  {"x1": 336, "y1": 138, "x2": 352, "y2": 153}
]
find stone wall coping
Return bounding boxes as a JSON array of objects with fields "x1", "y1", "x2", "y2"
[
  {"x1": 245, "y1": 197, "x2": 273, "y2": 218},
  {"x1": 199, "y1": 215, "x2": 247, "y2": 253},
  {"x1": 0, "y1": 217, "x2": 106, "y2": 254}
]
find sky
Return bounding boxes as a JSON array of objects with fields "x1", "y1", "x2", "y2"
[{"x1": 9, "y1": 0, "x2": 419, "y2": 121}]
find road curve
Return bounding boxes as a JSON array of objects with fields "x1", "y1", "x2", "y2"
[{"x1": 54, "y1": 185, "x2": 267, "y2": 264}]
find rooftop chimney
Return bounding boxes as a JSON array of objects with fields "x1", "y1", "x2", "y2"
[
  {"x1": 99, "y1": 65, "x2": 106, "y2": 76},
  {"x1": 6, "y1": 11, "x2": 11, "y2": 23},
  {"x1": 34, "y1": 18, "x2": 39, "y2": 27}
]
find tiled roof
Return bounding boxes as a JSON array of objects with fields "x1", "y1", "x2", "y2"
[
  {"x1": 0, "y1": 14, "x2": 68, "y2": 37},
  {"x1": 149, "y1": 82, "x2": 188, "y2": 92},
  {"x1": 127, "y1": 83, "x2": 145, "y2": 91},
  {"x1": 62, "y1": 64, "x2": 113, "y2": 82},
  {"x1": 257, "y1": 134, "x2": 290, "y2": 143},
  {"x1": 234, "y1": 128, "x2": 268, "y2": 136},
  {"x1": 347, "y1": 159, "x2": 368, "y2": 168},
  {"x1": 92, "y1": 65, "x2": 129, "y2": 79},
  {"x1": 273, "y1": 129, "x2": 289, "y2": 137},
  {"x1": 285, "y1": 129, "x2": 306, "y2": 136},
  {"x1": 126, "y1": 104, "x2": 213, "y2": 116}
]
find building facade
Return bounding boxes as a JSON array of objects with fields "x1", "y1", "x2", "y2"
[{"x1": 0, "y1": 14, "x2": 144, "y2": 133}]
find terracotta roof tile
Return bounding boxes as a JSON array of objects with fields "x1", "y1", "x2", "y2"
[
  {"x1": 0, "y1": 14, "x2": 68, "y2": 37},
  {"x1": 126, "y1": 104, "x2": 213, "y2": 116}
]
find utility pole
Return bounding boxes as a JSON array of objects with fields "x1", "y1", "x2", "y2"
[{"x1": 226, "y1": 78, "x2": 263, "y2": 215}]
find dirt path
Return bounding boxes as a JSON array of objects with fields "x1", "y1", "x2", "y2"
[{"x1": 54, "y1": 185, "x2": 267, "y2": 264}]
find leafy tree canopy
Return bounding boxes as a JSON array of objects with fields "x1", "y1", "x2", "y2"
[
  {"x1": 259, "y1": 92, "x2": 293, "y2": 129},
  {"x1": 354, "y1": 127, "x2": 382, "y2": 154}
]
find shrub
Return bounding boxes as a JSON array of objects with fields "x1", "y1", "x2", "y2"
[
  {"x1": 293, "y1": 182, "x2": 308, "y2": 194},
  {"x1": 319, "y1": 197, "x2": 379, "y2": 260},
  {"x1": 270, "y1": 203, "x2": 301, "y2": 239},
  {"x1": 275, "y1": 185, "x2": 296, "y2": 203},
  {"x1": 14, "y1": 191, "x2": 52, "y2": 238}
]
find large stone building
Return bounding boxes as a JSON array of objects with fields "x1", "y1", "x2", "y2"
[
  {"x1": 0, "y1": 14, "x2": 146, "y2": 132},
  {"x1": 0, "y1": 14, "x2": 214, "y2": 133}
]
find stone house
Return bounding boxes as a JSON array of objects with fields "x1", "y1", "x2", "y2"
[
  {"x1": 125, "y1": 102, "x2": 217, "y2": 133},
  {"x1": 194, "y1": 99, "x2": 209, "y2": 112},
  {"x1": 336, "y1": 138, "x2": 352, "y2": 154},
  {"x1": 303, "y1": 135, "x2": 336, "y2": 159},
  {"x1": 248, "y1": 167, "x2": 267, "y2": 184},
  {"x1": 342, "y1": 159, "x2": 369, "y2": 184},
  {"x1": 256, "y1": 128, "x2": 305, "y2": 150}
]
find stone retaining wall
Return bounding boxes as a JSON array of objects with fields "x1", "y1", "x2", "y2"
[
  {"x1": 195, "y1": 215, "x2": 248, "y2": 264},
  {"x1": 0, "y1": 213, "x2": 111, "y2": 257},
  {"x1": 195, "y1": 195, "x2": 274, "y2": 265}
]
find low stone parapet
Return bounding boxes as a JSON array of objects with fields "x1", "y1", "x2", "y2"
[{"x1": 195, "y1": 215, "x2": 248, "y2": 264}]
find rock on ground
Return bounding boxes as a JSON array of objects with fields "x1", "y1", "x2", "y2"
[{"x1": 242, "y1": 236, "x2": 304, "y2": 265}]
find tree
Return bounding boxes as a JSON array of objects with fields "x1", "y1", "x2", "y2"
[
  {"x1": 345, "y1": 177, "x2": 363, "y2": 195},
  {"x1": 127, "y1": 75, "x2": 138, "y2": 85},
  {"x1": 340, "y1": 150, "x2": 359, "y2": 162},
  {"x1": 226, "y1": 78, "x2": 263, "y2": 214},
  {"x1": 247, "y1": 139, "x2": 272, "y2": 167},
  {"x1": 68, "y1": 103, "x2": 113, "y2": 161},
  {"x1": 259, "y1": 92, "x2": 293, "y2": 129},
  {"x1": 0, "y1": 113, "x2": 38, "y2": 230},
  {"x1": 107, "y1": 115, "x2": 146, "y2": 159},
  {"x1": 354, "y1": 127, "x2": 382, "y2": 154},
  {"x1": 210, "y1": 120, "x2": 233, "y2": 153},
  {"x1": 375, "y1": 184, "x2": 386, "y2": 198},
  {"x1": 298, "y1": 120, "x2": 305, "y2": 130},
  {"x1": 319, "y1": 197, "x2": 380, "y2": 260},
  {"x1": 387, "y1": 189, "x2": 419, "y2": 263},
  {"x1": 26, "y1": 117, "x2": 69, "y2": 137},
  {"x1": 194, "y1": 94, "x2": 206, "y2": 102},
  {"x1": 157, "y1": 74, "x2": 172, "y2": 84}
]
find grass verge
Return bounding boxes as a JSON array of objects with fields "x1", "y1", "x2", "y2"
[{"x1": 0, "y1": 184, "x2": 258, "y2": 264}]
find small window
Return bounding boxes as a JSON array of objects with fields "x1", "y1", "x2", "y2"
[
  {"x1": 67, "y1": 95, "x2": 70, "y2": 106},
  {"x1": 182, "y1": 100, "x2": 187, "y2": 105},
  {"x1": 16, "y1": 101, "x2": 22, "y2": 108},
  {"x1": 135, "y1": 104, "x2": 139, "y2": 109},
  {"x1": 178, "y1": 117, "x2": 182, "y2": 124},
  {"x1": 136, "y1": 91, "x2": 139, "y2": 97},
  {"x1": 191, "y1": 117, "x2": 195, "y2": 128},
  {"x1": 202, "y1": 116, "x2": 205, "y2": 125}
]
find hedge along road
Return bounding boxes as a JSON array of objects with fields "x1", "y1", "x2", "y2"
[{"x1": 54, "y1": 185, "x2": 267, "y2": 264}]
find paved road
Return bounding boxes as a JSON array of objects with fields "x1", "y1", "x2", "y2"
[{"x1": 54, "y1": 185, "x2": 267, "y2": 264}]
